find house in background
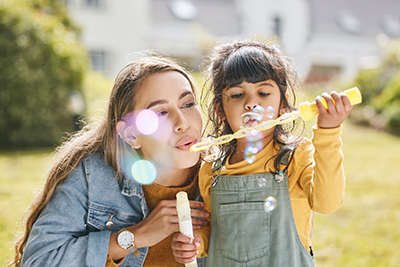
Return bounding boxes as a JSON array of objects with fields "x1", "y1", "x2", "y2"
[{"x1": 63, "y1": 0, "x2": 400, "y2": 83}]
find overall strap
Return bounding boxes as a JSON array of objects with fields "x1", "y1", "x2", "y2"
[
  {"x1": 274, "y1": 144, "x2": 294, "y2": 182},
  {"x1": 211, "y1": 155, "x2": 228, "y2": 187}
]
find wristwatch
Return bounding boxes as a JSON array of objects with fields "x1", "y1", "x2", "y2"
[{"x1": 116, "y1": 228, "x2": 140, "y2": 257}]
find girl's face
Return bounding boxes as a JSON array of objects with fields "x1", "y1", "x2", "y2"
[
  {"x1": 222, "y1": 79, "x2": 282, "y2": 144},
  {"x1": 131, "y1": 71, "x2": 202, "y2": 171}
]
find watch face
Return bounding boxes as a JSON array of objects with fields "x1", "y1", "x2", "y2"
[{"x1": 117, "y1": 230, "x2": 134, "y2": 248}]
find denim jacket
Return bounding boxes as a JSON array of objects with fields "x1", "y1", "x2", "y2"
[{"x1": 21, "y1": 152, "x2": 206, "y2": 267}]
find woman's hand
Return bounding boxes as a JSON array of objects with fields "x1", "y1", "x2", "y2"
[
  {"x1": 108, "y1": 200, "x2": 209, "y2": 261},
  {"x1": 316, "y1": 91, "x2": 353, "y2": 129},
  {"x1": 171, "y1": 232, "x2": 201, "y2": 264},
  {"x1": 132, "y1": 200, "x2": 209, "y2": 248}
]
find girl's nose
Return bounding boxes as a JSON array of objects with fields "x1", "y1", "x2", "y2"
[
  {"x1": 245, "y1": 97, "x2": 258, "y2": 111},
  {"x1": 173, "y1": 112, "x2": 189, "y2": 133}
]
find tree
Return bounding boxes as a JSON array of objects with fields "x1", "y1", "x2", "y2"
[{"x1": 0, "y1": 0, "x2": 88, "y2": 148}]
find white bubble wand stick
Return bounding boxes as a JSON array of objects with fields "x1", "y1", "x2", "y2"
[{"x1": 176, "y1": 191, "x2": 198, "y2": 267}]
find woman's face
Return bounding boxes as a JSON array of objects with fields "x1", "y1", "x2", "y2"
[{"x1": 131, "y1": 71, "x2": 203, "y2": 171}]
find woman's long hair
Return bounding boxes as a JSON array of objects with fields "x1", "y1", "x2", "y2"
[
  {"x1": 201, "y1": 39, "x2": 305, "y2": 171},
  {"x1": 10, "y1": 55, "x2": 199, "y2": 267}
]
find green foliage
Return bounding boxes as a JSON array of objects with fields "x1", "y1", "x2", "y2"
[
  {"x1": 0, "y1": 0, "x2": 88, "y2": 148},
  {"x1": 350, "y1": 38, "x2": 400, "y2": 135}
]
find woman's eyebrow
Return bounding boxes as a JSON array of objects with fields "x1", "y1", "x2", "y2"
[
  {"x1": 146, "y1": 90, "x2": 193, "y2": 109},
  {"x1": 180, "y1": 90, "x2": 193, "y2": 99},
  {"x1": 146, "y1": 99, "x2": 167, "y2": 109}
]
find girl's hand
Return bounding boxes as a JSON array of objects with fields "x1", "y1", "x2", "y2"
[
  {"x1": 316, "y1": 91, "x2": 353, "y2": 129},
  {"x1": 172, "y1": 232, "x2": 201, "y2": 264},
  {"x1": 132, "y1": 200, "x2": 209, "y2": 248}
]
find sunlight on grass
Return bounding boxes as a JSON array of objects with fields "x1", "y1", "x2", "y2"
[
  {"x1": 0, "y1": 149, "x2": 52, "y2": 266},
  {"x1": 313, "y1": 122, "x2": 400, "y2": 267}
]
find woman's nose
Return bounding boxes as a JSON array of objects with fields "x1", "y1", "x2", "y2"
[{"x1": 173, "y1": 112, "x2": 189, "y2": 133}]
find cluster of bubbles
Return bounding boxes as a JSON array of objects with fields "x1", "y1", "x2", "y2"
[
  {"x1": 264, "y1": 196, "x2": 277, "y2": 212},
  {"x1": 257, "y1": 178, "x2": 278, "y2": 212},
  {"x1": 242, "y1": 105, "x2": 275, "y2": 164}
]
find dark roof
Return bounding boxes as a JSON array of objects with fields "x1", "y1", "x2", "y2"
[
  {"x1": 152, "y1": 0, "x2": 241, "y2": 37},
  {"x1": 309, "y1": 0, "x2": 400, "y2": 37}
]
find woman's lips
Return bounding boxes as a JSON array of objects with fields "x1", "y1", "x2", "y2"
[{"x1": 175, "y1": 136, "x2": 197, "y2": 151}]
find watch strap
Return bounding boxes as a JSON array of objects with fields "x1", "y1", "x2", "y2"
[{"x1": 127, "y1": 244, "x2": 140, "y2": 257}]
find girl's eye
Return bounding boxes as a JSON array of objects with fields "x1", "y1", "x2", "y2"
[
  {"x1": 259, "y1": 92, "x2": 270, "y2": 97},
  {"x1": 231, "y1": 93, "x2": 244, "y2": 99}
]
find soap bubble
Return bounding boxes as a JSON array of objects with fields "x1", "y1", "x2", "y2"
[
  {"x1": 131, "y1": 160, "x2": 157, "y2": 185},
  {"x1": 265, "y1": 106, "x2": 275, "y2": 119},
  {"x1": 241, "y1": 112, "x2": 262, "y2": 128},
  {"x1": 253, "y1": 105, "x2": 265, "y2": 115},
  {"x1": 258, "y1": 178, "x2": 267, "y2": 187},
  {"x1": 244, "y1": 147, "x2": 256, "y2": 164},
  {"x1": 264, "y1": 196, "x2": 277, "y2": 212}
]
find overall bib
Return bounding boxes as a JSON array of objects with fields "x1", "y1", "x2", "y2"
[{"x1": 206, "y1": 148, "x2": 316, "y2": 267}]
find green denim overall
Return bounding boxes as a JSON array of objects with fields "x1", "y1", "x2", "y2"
[{"x1": 206, "y1": 146, "x2": 316, "y2": 267}]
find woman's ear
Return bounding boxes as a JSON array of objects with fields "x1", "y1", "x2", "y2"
[{"x1": 116, "y1": 120, "x2": 141, "y2": 149}]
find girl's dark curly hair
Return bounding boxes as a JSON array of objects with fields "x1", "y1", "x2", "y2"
[{"x1": 201, "y1": 39, "x2": 305, "y2": 172}]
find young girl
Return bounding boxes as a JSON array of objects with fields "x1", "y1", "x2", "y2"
[
  {"x1": 172, "y1": 39, "x2": 353, "y2": 266},
  {"x1": 10, "y1": 56, "x2": 209, "y2": 267}
]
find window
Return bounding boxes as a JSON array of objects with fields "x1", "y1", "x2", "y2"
[
  {"x1": 84, "y1": 0, "x2": 102, "y2": 8},
  {"x1": 169, "y1": 0, "x2": 197, "y2": 20},
  {"x1": 335, "y1": 11, "x2": 360, "y2": 34},
  {"x1": 273, "y1": 16, "x2": 282, "y2": 37},
  {"x1": 90, "y1": 50, "x2": 107, "y2": 71},
  {"x1": 379, "y1": 15, "x2": 400, "y2": 38}
]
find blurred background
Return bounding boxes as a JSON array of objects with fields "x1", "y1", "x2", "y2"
[{"x1": 1, "y1": 0, "x2": 399, "y2": 266}]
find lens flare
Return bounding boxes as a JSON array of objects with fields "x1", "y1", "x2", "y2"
[
  {"x1": 135, "y1": 109, "x2": 159, "y2": 135},
  {"x1": 131, "y1": 160, "x2": 157, "y2": 185}
]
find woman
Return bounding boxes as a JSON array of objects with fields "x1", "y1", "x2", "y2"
[{"x1": 11, "y1": 56, "x2": 209, "y2": 267}]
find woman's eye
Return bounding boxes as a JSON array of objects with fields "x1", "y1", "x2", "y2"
[
  {"x1": 183, "y1": 102, "x2": 196, "y2": 108},
  {"x1": 156, "y1": 110, "x2": 168, "y2": 117}
]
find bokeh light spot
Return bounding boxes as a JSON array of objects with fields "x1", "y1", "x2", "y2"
[
  {"x1": 136, "y1": 109, "x2": 159, "y2": 135},
  {"x1": 131, "y1": 160, "x2": 157, "y2": 185}
]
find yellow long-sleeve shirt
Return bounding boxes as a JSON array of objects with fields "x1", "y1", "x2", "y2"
[{"x1": 195, "y1": 125, "x2": 345, "y2": 257}]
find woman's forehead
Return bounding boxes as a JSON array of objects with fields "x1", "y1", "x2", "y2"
[{"x1": 134, "y1": 71, "x2": 194, "y2": 109}]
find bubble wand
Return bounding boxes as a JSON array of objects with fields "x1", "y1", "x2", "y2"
[
  {"x1": 176, "y1": 192, "x2": 198, "y2": 267},
  {"x1": 190, "y1": 87, "x2": 362, "y2": 152}
]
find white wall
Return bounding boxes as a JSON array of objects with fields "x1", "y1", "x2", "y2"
[{"x1": 67, "y1": 0, "x2": 151, "y2": 78}]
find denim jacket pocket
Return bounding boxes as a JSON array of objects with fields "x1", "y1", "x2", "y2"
[
  {"x1": 218, "y1": 202, "x2": 270, "y2": 262},
  {"x1": 87, "y1": 202, "x2": 142, "y2": 231}
]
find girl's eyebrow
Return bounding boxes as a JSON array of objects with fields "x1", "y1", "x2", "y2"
[{"x1": 146, "y1": 90, "x2": 193, "y2": 109}]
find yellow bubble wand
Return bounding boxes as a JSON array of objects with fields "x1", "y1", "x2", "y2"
[{"x1": 190, "y1": 87, "x2": 362, "y2": 152}]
